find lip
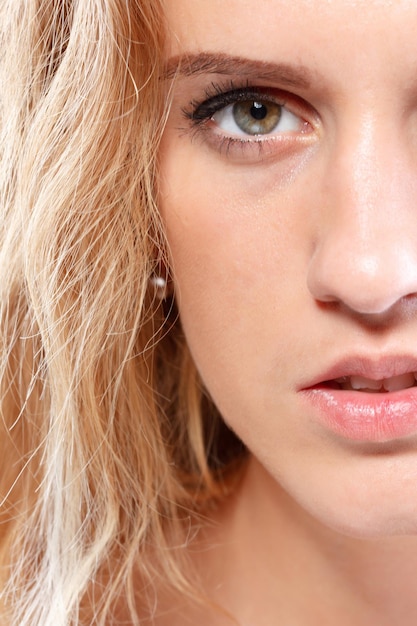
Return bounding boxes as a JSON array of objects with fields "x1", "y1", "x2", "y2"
[
  {"x1": 299, "y1": 354, "x2": 417, "y2": 389},
  {"x1": 299, "y1": 354, "x2": 417, "y2": 442}
]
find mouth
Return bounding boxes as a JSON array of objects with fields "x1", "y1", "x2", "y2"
[
  {"x1": 323, "y1": 372, "x2": 417, "y2": 393},
  {"x1": 300, "y1": 355, "x2": 417, "y2": 442},
  {"x1": 302, "y1": 354, "x2": 417, "y2": 393}
]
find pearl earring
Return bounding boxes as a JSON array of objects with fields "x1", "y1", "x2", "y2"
[{"x1": 150, "y1": 274, "x2": 168, "y2": 300}]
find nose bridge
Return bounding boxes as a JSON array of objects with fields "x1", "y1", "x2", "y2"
[
  {"x1": 331, "y1": 108, "x2": 402, "y2": 231},
  {"x1": 307, "y1": 107, "x2": 417, "y2": 315}
]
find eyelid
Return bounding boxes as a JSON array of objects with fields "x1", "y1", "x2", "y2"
[
  {"x1": 181, "y1": 81, "x2": 318, "y2": 162},
  {"x1": 184, "y1": 81, "x2": 315, "y2": 127},
  {"x1": 189, "y1": 87, "x2": 286, "y2": 123}
]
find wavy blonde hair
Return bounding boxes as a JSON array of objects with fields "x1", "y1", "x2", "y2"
[{"x1": 0, "y1": 1, "x2": 243, "y2": 624}]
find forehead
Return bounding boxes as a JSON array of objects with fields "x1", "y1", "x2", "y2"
[
  {"x1": 162, "y1": 0, "x2": 417, "y2": 77},
  {"x1": 163, "y1": 0, "x2": 407, "y2": 38}
]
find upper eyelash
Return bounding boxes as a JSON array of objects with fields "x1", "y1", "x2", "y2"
[
  {"x1": 182, "y1": 81, "x2": 284, "y2": 126},
  {"x1": 178, "y1": 80, "x2": 316, "y2": 160}
]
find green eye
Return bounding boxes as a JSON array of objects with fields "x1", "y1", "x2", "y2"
[
  {"x1": 212, "y1": 96, "x2": 301, "y2": 138},
  {"x1": 233, "y1": 100, "x2": 282, "y2": 135}
]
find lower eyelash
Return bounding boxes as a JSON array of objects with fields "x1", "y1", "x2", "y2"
[
  {"x1": 212, "y1": 135, "x2": 267, "y2": 157},
  {"x1": 186, "y1": 122, "x2": 280, "y2": 159}
]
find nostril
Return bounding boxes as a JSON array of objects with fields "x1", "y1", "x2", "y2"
[
  {"x1": 307, "y1": 209, "x2": 417, "y2": 316},
  {"x1": 307, "y1": 255, "x2": 417, "y2": 317}
]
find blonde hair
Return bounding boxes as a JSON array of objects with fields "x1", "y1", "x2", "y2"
[{"x1": 0, "y1": 1, "x2": 243, "y2": 624}]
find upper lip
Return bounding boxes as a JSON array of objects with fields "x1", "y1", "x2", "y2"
[{"x1": 299, "y1": 354, "x2": 417, "y2": 390}]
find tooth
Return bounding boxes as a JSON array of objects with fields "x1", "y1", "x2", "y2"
[
  {"x1": 383, "y1": 373, "x2": 416, "y2": 392},
  {"x1": 350, "y1": 375, "x2": 383, "y2": 391}
]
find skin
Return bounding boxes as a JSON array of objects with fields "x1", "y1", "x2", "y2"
[{"x1": 157, "y1": 1, "x2": 417, "y2": 624}]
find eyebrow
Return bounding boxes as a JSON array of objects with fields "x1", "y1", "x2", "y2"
[{"x1": 163, "y1": 52, "x2": 313, "y2": 89}]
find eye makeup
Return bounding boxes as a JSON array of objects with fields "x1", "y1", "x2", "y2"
[{"x1": 179, "y1": 79, "x2": 317, "y2": 162}]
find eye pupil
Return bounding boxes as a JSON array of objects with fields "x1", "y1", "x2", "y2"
[
  {"x1": 250, "y1": 101, "x2": 267, "y2": 120},
  {"x1": 231, "y1": 99, "x2": 282, "y2": 135}
]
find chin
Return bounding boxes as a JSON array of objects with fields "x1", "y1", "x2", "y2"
[
  {"x1": 287, "y1": 439, "x2": 417, "y2": 541},
  {"x1": 310, "y1": 490, "x2": 417, "y2": 540}
]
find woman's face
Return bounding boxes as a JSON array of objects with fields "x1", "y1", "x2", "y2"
[{"x1": 159, "y1": 0, "x2": 417, "y2": 537}]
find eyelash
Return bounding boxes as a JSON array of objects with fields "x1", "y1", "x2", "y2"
[{"x1": 182, "y1": 80, "x2": 313, "y2": 159}]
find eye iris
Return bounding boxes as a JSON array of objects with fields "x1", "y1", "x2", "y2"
[{"x1": 233, "y1": 100, "x2": 281, "y2": 135}]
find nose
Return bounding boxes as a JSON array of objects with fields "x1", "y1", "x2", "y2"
[{"x1": 307, "y1": 113, "x2": 417, "y2": 316}]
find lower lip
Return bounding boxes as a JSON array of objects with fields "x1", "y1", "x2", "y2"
[{"x1": 301, "y1": 386, "x2": 417, "y2": 442}]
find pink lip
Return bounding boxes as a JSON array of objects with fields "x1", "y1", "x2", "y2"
[{"x1": 299, "y1": 355, "x2": 417, "y2": 442}]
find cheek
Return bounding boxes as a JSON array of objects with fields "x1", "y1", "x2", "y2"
[{"x1": 158, "y1": 136, "x2": 314, "y2": 423}]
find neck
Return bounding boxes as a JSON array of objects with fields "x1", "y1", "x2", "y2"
[{"x1": 192, "y1": 456, "x2": 417, "y2": 626}]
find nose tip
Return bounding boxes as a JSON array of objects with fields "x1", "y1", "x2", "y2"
[{"x1": 307, "y1": 243, "x2": 417, "y2": 316}]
